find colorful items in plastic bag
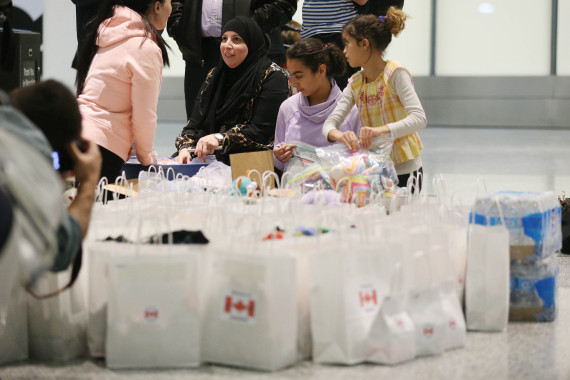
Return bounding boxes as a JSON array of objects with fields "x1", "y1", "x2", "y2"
[
  {"x1": 313, "y1": 138, "x2": 398, "y2": 207},
  {"x1": 283, "y1": 142, "x2": 331, "y2": 193},
  {"x1": 328, "y1": 152, "x2": 395, "y2": 207},
  {"x1": 231, "y1": 176, "x2": 259, "y2": 197},
  {"x1": 335, "y1": 175, "x2": 370, "y2": 207},
  {"x1": 286, "y1": 162, "x2": 331, "y2": 192}
]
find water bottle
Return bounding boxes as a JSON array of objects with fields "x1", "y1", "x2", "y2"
[
  {"x1": 510, "y1": 260, "x2": 543, "y2": 309},
  {"x1": 510, "y1": 255, "x2": 559, "y2": 322}
]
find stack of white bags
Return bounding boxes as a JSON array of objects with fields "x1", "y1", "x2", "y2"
[
  {"x1": 72, "y1": 172, "x2": 470, "y2": 370},
  {"x1": 4, "y1": 170, "x2": 558, "y2": 371}
]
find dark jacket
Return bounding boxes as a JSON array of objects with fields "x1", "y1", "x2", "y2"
[
  {"x1": 71, "y1": 0, "x2": 100, "y2": 5},
  {"x1": 175, "y1": 63, "x2": 289, "y2": 163},
  {"x1": 356, "y1": 0, "x2": 404, "y2": 16},
  {"x1": 167, "y1": 0, "x2": 297, "y2": 62}
]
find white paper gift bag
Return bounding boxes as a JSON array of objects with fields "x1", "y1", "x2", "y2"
[
  {"x1": 447, "y1": 225, "x2": 468, "y2": 304},
  {"x1": 310, "y1": 243, "x2": 388, "y2": 365},
  {"x1": 428, "y1": 231, "x2": 466, "y2": 351},
  {"x1": 0, "y1": 283, "x2": 27, "y2": 365},
  {"x1": 265, "y1": 238, "x2": 314, "y2": 361},
  {"x1": 105, "y1": 245, "x2": 202, "y2": 369},
  {"x1": 27, "y1": 268, "x2": 88, "y2": 362},
  {"x1": 293, "y1": 247, "x2": 312, "y2": 361},
  {"x1": 85, "y1": 241, "x2": 123, "y2": 358},
  {"x1": 429, "y1": 225, "x2": 468, "y2": 304},
  {"x1": 465, "y1": 202, "x2": 510, "y2": 332},
  {"x1": 439, "y1": 281, "x2": 467, "y2": 350},
  {"x1": 407, "y1": 251, "x2": 446, "y2": 358},
  {"x1": 0, "y1": 223, "x2": 28, "y2": 365},
  {"x1": 201, "y1": 252, "x2": 297, "y2": 371},
  {"x1": 367, "y1": 263, "x2": 415, "y2": 365}
]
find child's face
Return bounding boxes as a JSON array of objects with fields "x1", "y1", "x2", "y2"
[
  {"x1": 287, "y1": 58, "x2": 325, "y2": 99},
  {"x1": 343, "y1": 32, "x2": 366, "y2": 68}
]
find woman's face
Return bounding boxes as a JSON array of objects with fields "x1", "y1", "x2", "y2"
[
  {"x1": 148, "y1": 0, "x2": 172, "y2": 31},
  {"x1": 220, "y1": 31, "x2": 249, "y2": 68},
  {"x1": 286, "y1": 58, "x2": 325, "y2": 99}
]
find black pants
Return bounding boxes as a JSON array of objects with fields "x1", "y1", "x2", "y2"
[
  {"x1": 99, "y1": 145, "x2": 125, "y2": 183},
  {"x1": 184, "y1": 37, "x2": 221, "y2": 120},
  {"x1": 311, "y1": 32, "x2": 360, "y2": 90},
  {"x1": 398, "y1": 167, "x2": 423, "y2": 194}
]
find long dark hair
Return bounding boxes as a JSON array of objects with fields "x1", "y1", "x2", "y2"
[
  {"x1": 286, "y1": 38, "x2": 346, "y2": 78},
  {"x1": 75, "y1": 0, "x2": 169, "y2": 94}
]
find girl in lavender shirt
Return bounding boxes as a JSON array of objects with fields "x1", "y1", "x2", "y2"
[{"x1": 273, "y1": 38, "x2": 361, "y2": 172}]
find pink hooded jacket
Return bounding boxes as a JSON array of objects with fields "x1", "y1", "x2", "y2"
[{"x1": 78, "y1": 6, "x2": 162, "y2": 165}]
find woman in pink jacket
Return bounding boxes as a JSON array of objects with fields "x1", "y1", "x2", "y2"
[{"x1": 76, "y1": 0, "x2": 171, "y2": 182}]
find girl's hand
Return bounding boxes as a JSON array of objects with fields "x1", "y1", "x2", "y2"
[
  {"x1": 359, "y1": 126, "x2": 389, "y2": 150},
  {"x1": 274, "y1": 143, "x2": 296, "y2": 163},
  {"x1": 328, "y1": 129, "x2": 359, "y2": 152},
  {"x1": 195, "y1": 135, "x2": 220, "y2": 162},
  {"x1": 174, "y1": 148, "x2": 192, "y2": 164}
]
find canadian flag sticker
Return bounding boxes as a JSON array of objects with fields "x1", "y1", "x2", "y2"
[
  {"x1": 423, "y1": 324, "x2": 435, "y2": 337},
  {"x1": 144, "y1": 306, "x2": 159, "y2": 323},
  {"x1": 358, "y1": 284, "x2": 379, "y2": 313},
  {"x1": 221, "y1": 290, "x2": 257, "y2": 324}
]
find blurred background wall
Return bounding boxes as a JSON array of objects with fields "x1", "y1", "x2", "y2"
[{"x1": 12, "y1": 0, "x2": 570, "y2": 127}]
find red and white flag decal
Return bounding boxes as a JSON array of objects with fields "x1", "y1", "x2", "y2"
[{"x1": 221, "y1": 290, "x2": 257, "y2": 323}]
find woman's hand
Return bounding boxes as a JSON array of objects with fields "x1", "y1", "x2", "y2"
[
  {"x1": 328, "y1": 129, "x2": 359, "y2": 152},
  {"x1": 359, "y1": 126, "x2": 390, "y2": 150},
  {"x1": 174, "y1": 148, "x2": 193, "y2": 164},
  {"x1": 194, "y1": 134, "x2": 220, "y2": 162},
  {"x1": 274, "y1": 143, "x2": 296, "y2": 163}
]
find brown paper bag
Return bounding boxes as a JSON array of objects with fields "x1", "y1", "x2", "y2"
[{"x1": 229, "y1": 150, "x2": 275, "y2": 188}]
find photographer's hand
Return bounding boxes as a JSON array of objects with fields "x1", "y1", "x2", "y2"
[{"x1": 68, "y1": 139, "x2": 101, "y2": 185}]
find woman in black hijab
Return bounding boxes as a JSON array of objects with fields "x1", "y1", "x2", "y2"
[{"x1": 174, "y1": 16, "x2": 289, "y2": 164}]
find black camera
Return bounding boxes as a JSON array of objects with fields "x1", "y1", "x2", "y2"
[{"x1": 51, "y1": 140, "x2": 86, "y2": 173}]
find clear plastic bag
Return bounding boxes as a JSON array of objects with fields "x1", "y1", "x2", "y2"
[
  {"x1": 282, "y1": 141, "x2": 332, "y2": 193},
  {"x1": 470, "y1": 191, "x2": 562, "y2": 261},
  {"x1": 188, "y1": 161, "x2": 233, "y2": 191},
  {"x1": 314, "y1": 136, "x2": 397, "y2": 207}
]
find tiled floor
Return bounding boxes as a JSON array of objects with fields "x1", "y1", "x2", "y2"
[{"x1": 1, "y1": 126, "x2": 570, "y2": 380}]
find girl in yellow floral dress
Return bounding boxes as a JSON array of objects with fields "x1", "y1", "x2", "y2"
[{"x1": 322, "y1": 7, "x2": 426, "y2": 191}]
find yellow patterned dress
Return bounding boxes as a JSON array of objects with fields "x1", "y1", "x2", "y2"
[{"x1": 350, "y1": 61, "x2": 423, "y2": 165}]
